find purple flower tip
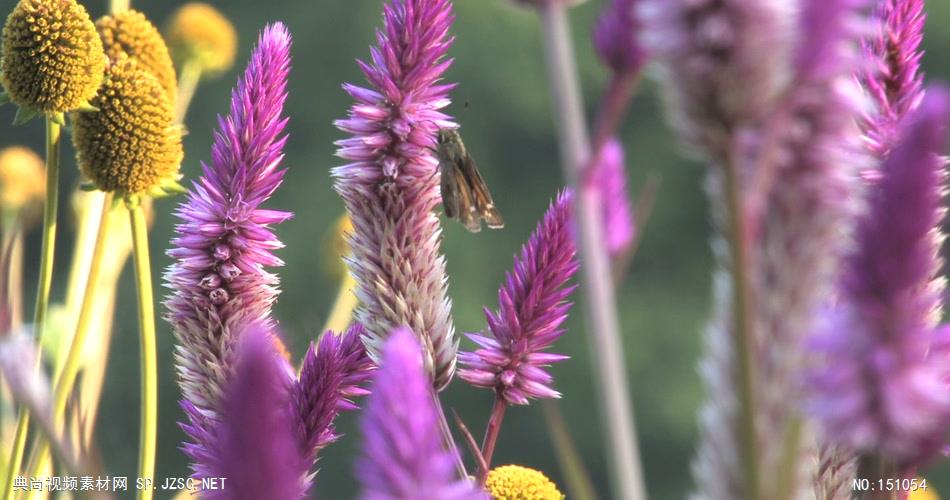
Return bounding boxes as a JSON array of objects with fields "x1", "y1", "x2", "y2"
[
  {"x1": 594, "y1": 0, "x2": 646, "y2": 75},
  {"x1": 164, "y1": 21, "x2": 293, "y2": 476},
  {"x1": 202, "y1": 325, "x2": 308, "y2": 500},
  {"x1": 293, "y1": 323, "x2": 376, "y2": 464},
  {"x1": 458, "y1": 191, "x2": 579, "y2": 405},
  {"x1": 357, "y1": 328, "x2": 486, "y2": 500},
  {"x1": 332, "y1": 0, "x2": 459, "y2": 391},
  {"x1": 593, "y1": 139, "x2": 636, "y2": 258},
  {"x1": 807, "y1": 87, "x2": 950, "y2": 465}
]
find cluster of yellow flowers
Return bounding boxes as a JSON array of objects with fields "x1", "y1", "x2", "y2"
[{"x1": 0, "y1": 0, "x2": 237, "y2": 199}]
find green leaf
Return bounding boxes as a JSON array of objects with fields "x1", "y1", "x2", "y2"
[{"x1": 12, "y1": 106, "x2": 38, "y2": 126}]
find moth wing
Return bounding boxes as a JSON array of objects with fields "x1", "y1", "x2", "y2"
[
  {"x1": 460, "y1": 156, "x2": 504, "y2": 229},
  {"x1": 440, "y1": 160, "x2": 461, "y2": 220}
]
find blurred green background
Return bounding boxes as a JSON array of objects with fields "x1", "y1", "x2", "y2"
[{"x1": 2, "y1": 0, "x2": 950, "y2": 498}]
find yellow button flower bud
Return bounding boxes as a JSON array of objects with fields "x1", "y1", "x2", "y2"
[
  {"x1": 72, "y1": 58, "x2": 183, "y2": 197},
  {"x1": 165, "y1": 3, "x2": 237, "y2": 77},
  {"x1": 486, "y1": 465, "x2": 564, "y2": 500},
  {"x1": 0, "y1": 146, "x2": 44, "y2": 213},
  {"x1": 96, "y1": 10, "x2": 177, "y2": 105},
  {"x1": 1, "y1": 0, "x2": 106, "y2": 114}
]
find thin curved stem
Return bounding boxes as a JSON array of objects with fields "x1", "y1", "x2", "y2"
[
  {"x1": 722, "y1": 149, "x2": 761, "y2": 500},
  {"x1": 2, "y1": 119, "x2": 61, "y2": 500},
  {"x1": 175, "y1": 60, "x2": 203, "y2": 124},
  {"x1": 536, "y1": 4, "x2": 646, "y2": 499},
  {"x1": 130, "y1": 202, "x2": 157, "y2": 500},
  {"x1": 22, "y1": 193, "x2": 113, "y2": 483},
  {"x1": 477, "y1": 395, "x2": 507, "y2": 485},
  {"x1": 109, "y1": 0, "x2": 130, "y2": 13}
]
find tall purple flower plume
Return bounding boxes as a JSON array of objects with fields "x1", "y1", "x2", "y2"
[
  {"x1": 198, "y1": 325, "x2": 308, "y2": 500},
  {"x1": 860, "y1": 0, "x2": 926, "y2": 159},
  {"x1": 333, "y1": 0, "x2": 458, "y2": 390},
  {"x1": 592, "y1": 139, "x2": 636, "y2": 258},
  {"x1": 356, "y1": 328, "x2": 485, "y2": 500},
  {"x1": 593, "y1": 0, "x2": 647, "y2": 76},
  {"x1": 164, "y1": 23, "x2": 292, "y2": 472},
  {"x1": 806, "y1": 89, "x2": 950, "y2": 465},
  {"x1": 293, "y1": 323, "x2": 375, "y2": 464},
  {"x1": 642, "y1": 0, "x2": 868, "y2": 496},
  {"x1": 458, "y1": 192, "x2": 578, "y2": 406}
]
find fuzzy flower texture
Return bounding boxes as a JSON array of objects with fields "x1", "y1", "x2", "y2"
[
  {"x1": 165, "y1": 21, "x2": 293, "y2": 470},
  {"x1": 459, "y1": 192, "x2": 579, "y2": 405},
  {"x1": 807, "y1": 90, "x2": 950, "y2": 465},
  {"x1": 357, "y1": 328, "x2": 484, "y2": 500},
  {"x1": 333, "y1": 0, "x2": 459, "y2": 390}
]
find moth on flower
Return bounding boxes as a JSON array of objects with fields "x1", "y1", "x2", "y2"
[{"x1": 436, "y1": 128, "x2": 504, "y2": 232}]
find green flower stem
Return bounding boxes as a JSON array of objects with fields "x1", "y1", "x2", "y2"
[
  {"x1": 1, "y1": 118, "x2": 61, "y2": 500},
  {"x1": 129, "y1": 201, "x2": 157, "y2": 500},
  {"x1": 109, "y1": 0, "x2": 131, "y2": 13},
  {"x1": 535, "y1": 3, "x2": 646, "y2": 499},
  {"x1": 722, "y1": 148, "x2": 762, "y2": 500},
  {"x1": 21, "y1": 193, "x2": 113, "y2": 485},
  {"x1": 175, "y1": 60, "x2": 203, "y2": 123}
]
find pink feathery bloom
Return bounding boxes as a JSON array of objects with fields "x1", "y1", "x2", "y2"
[
  {"x1": 593, "y1": 0, "x2": 647, "y2": 76},
  {"x1": 637, "y1": 0, "x2": 794, "y2": 159},
  {"x1": 293, "y1": 323, "x2": 375, "y2": 464},
  {"x1": 333, "y1": 0, "x2": 458, "y2": 390},
  {"x1": 164, "y1": 22, "x2": 292, "y2": 467},
  {"x1": 458, "y1": 192, "x2": 579, "y2": 406},
  {"x1": 592, "y1": 139, "x2": 636, "y2": 258},
  {"x1": 356, "y1": 328, "x2": 485, "y2": 500},
  {"x1": 860, "y1": 0, "x2": 926, "y2": 160},
  {"x1": 198, "y1": 326, "x2": 308, "y2": 500},
  {"x1": 807, "y1": 89, "x2": 950, "y2": 466}
]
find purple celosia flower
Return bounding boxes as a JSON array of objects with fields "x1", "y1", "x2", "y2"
[
  {"x1": 458, "y1": 192, "x2": 578, "y2": 406},
  {"x1": 592, "y1": 138, "x2": 636, "y2": 258},
  {"x1": 641, "y1": 0, "x2": 868, "y2": 496},
  {"x1": 333, "y1": 0, "x2": 458, "y2": 390},
  {"x1": 164, "y1": 23, "x2": 292, "y2": 471},
  {"x1": 593, "y1": 0, "x2": 646, "y2": 76},
  {"x1": 293, "y1": 323, "x2": 375, "y2": 463},
  {"x1": 637, "y1": 0, "x2": 794, "y2": 158},
  {"x1": 860, "y1": 0, "x2": 926, "y2": 160},
  {"x1": 356, "y1": 328, "x2": 485, "y2": 500},
  {"x1": 806, "y1": 89, "x2": 950, "y2": 465},
  {"x1": 199, "y1": 325, "x2": 308, "y2": 500}
]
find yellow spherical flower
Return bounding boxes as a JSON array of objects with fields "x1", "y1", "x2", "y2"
[
  {"x1": 486, "y1": 465, "x2": 564, "y2": 500},
  {"x1": 1, "y1": 0, "x2": 106, "y2": 114},
  {"x1": 165, "y1": 3, "x2": 237, "y2": 76},
  {"x1": 0, "y1": 146, "x2": 44, "y2": 212},
  {"x1": 72, "y1": 58, "x2": 182, "y2": 197},
  {"x1": 96, "y1": 10, "x2": 177, "y2": 105}
]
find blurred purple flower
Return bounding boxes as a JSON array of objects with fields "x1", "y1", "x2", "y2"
[
  {"x1": 356, "y1": 328, "x2": 485, "y2": 500},
  {"x1": 293, "y1": 323, "x2": 375, "y2": 464},
  {"x1": 333, "y1": 0, "x2": 458, "y2": 391},
  {"x1": 458, "y1": 192, "x2": 578, "y2": 406},
  {"x1": 593, "y1": 0, "x2": 646, "y2": 76},
  {"x1": 806, "y1": 89, "x2": 950, "y2": 465},
  {"x1": 164, "y1": 23, "x2": 292, "y2": 471},
  {"x1": 592, "y1": 138, "x2": 636, "y2": 258},
  {"x1": 638, "y1": 0, "x2": 794, "y2": 158},
  {"x1": 860, "y1": 0, "x2": 926, "y2": 159},
  {"x1": 198, "y1": 325, "x2": 308, "y2": 500}
]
